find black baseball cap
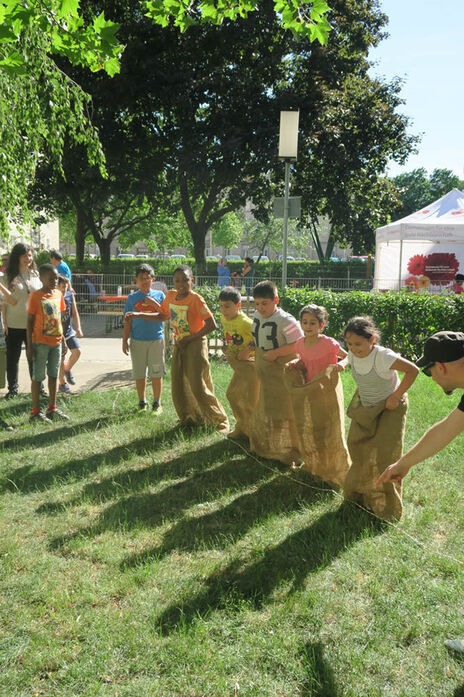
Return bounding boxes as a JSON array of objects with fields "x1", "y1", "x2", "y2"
[{"x1": 417, "y1": 331, "x2": 464, "y2": 375}]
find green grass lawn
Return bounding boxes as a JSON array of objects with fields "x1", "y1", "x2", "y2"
[{"x1": 0, "y1": 362, "x2": 463, "y2": 697}]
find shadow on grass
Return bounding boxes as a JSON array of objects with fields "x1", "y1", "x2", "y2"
[
  {"x1": 455, "y1": 685, "x2": 464, "y2": 697},
  {"x1": 39, "y1": 432, "x2": 240, "y2": 513},
  {"x1": 300, "y1": 642, "x2": 340, "y2": 697},
  {"x1": 1, "y1": 424, "x2": 187, "y2": 494},
  {"x1": 48, "y1": 441, "x2": 273, "y2": 549},
  {"x1": 154, "y1": 502, "x2": 385, "y2": 634},
  {"x1": 0, "y1": 413, "x2": 127, "y2": 454},
  {"x1": 122, "y1": 468, "x2": 335, "y2": 568}
]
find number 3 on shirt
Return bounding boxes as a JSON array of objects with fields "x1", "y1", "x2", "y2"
[{"x1": 253, "y1": 318, "x2": 279, "y2": 350}]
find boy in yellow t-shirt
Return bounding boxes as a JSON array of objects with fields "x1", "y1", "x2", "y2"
[{"x1": 219, "y1": 286, "x2": 259, "y2": 439}]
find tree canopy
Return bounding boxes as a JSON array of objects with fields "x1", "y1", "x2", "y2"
[{"x1": 391, "y1": 168, "x2": 464, "y2": 220}]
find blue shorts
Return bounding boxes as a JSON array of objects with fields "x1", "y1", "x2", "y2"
[
  {"x1": 65, "y1": 335, "x2": 80, "y2": 351},
  {"x1": 32, "y1": 343, "x2": 62, "y2": 381}
]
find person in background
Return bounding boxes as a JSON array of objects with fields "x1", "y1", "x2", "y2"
[
  {"x1": 0, "y1": 253, "x2": 9, "y2": 273},
  {"x1": 57, "y1": 275, "x2": 84, "y2": 394},
  {"x1": 0, "y1": 279, "x2": 16, "y2": 429},
  {"x1": 2, "y1": 243, "x2": 41, "y2": 399},
  {"x1": 452, "y1": 273, "x2": 464, "y2": 294},
  {"x1": 26, "y1": 264, "x2": 68, "y2": 422},
  {"x1": 50, "y1": 250, "x2": 74, "y2": 291},
  {"x1": 217, "y1": 258, "x2": 231, "y2": 287},
  {"x1": 241, "y1": 257, "x2": 254, "y2": 296}
]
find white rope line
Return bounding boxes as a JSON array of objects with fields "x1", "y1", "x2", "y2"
[{"x1": 212, "y1": 371, "x2": 464, "y2": 568}]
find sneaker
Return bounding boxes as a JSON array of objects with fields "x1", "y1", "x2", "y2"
[
  {"x1": 4, "y1": 390, "x2": 18, "y2": 400},
  {"x1": 39, "y1": 384, "x2": 48, "y2": 398},
  {"x1": 445, "y1": 639, "x2": 464, "y2": 655},
  {"x1": 65, "y1": 370, "x2": 76, "y2": 385},
  {"x1": 59, "y1": 384, "x2": 72, "y2": 394},
  {"x1": 46, "y1": 407, "x2": 70, "y2": 421},
  {"x1": 139, "y1": 400, "x2": 148, "y2": 411},
  {"x1": 30, "y1": 411, "x2": 52, "y2": 424},
  {"x1": 0, "y1": 418, "x2": 14, "y2": 431},
  {"x1": 152, "y1": 401, "x2": 163, "y2": 414}
]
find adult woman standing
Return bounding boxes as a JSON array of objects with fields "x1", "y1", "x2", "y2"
[
  {"x1": 242, "y1": 257, "x2": 254, "y2": 296},
  {"x1": 1, "y1": 243, "x2": 41, "y2": 398},
  {"x1": 217, "y1": 258, "x2": 231, "y2": 287}
]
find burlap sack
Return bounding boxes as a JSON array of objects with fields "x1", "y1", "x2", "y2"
[
  {"x1": 249, "y1": 347, "x2": 300, "y2": 465},
  {"x1": 171, "y1": 337, "x2": 229, "y2": 433},
  {"x1": 225, "y1": 353, "x2": 259, "y2": 438},
  {"x1": 343, "y1": 392, "x2": 408, "y2": 520},
  {"x1": 283, "y1": 364, "x2": 351, "y2": 487}
]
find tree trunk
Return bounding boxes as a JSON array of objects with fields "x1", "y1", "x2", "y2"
[
  {"x1": 190, "y1": 224, "x2": 207, "y2": 275},
  {"x1": 96, "y1": 238, "x2": 112, "y2": 270},
  {"x1": 75, "y1": 206, "x2": 87, "y2": 267}
]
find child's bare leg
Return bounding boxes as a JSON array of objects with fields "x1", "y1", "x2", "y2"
[
  {"x1": 65, "y1": 348, "x2": 81, "y2": 372},
  {"x1": 48, "y1": 376, "x2": 58, "y2": 408},
  {"x1": 59, "y1": 356, "x2": 66, "y2": 386},
  {"x1": 31, "y1": 380, "x2": 41, "y2": 412},
  {"x1": 151, "y1": 377, "x2": 162, "y2": 402},
  {"x1": 136, "y1": 378, "x2": 147, "y2": 401}
]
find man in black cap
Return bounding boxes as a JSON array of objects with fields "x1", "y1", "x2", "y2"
[{"x1": 376, "y1": 331, "x2": 464, "y2": 653}]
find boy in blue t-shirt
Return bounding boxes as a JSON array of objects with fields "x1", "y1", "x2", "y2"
[{"x1": 122, "y1": 264, "x2": 166, "y2": 412}]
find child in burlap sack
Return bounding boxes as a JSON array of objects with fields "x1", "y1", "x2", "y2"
[
  {"x1": 340, "y1": 316, "x2": 419, "y2": 520},
  {"x1": 276, "y1": 304, "x2": 350, "y2": 487},
  {"x1": 219, "y1": 286, "x2": 258, "y2": 439},
  {"x1": 249, "y1": 281, "x2": 303, "y2": 464},
  {"x1": 146, "y1": 265, "x2": 229, "y2": 433}
]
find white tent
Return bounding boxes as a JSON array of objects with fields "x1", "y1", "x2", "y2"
[{"x1": 374, "y1": 188, "x2": 464, "y2": 291}]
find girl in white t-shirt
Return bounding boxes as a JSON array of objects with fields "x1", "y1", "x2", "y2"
[{"x1": 340, "y1": 316, "x2": 419, "y2": 520}]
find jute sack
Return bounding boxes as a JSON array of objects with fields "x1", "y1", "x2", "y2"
[
  {"x1": 171, "y1": 336, "x2": 229, "y2": 433},
  {"x1": 225, "y1": 353, "x2": 259, "y2": 438},
  {"x1": 283, "y1": 364, "x2": 351, "y2": 487},
  {"x1": 249, "y1": 347, "x2": 300, "y2": 465},
  {"x1": 343, "y1": 392, "x2": 408, "y2": 520}
]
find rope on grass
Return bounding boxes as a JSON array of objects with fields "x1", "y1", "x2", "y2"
[{"x1": 212, "y1": 375, "x2": 464, "y2": 568}]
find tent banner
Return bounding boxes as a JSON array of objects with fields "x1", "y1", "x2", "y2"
[{"x1": 375, "y1": 241, "x2": 464, "y2": 292}]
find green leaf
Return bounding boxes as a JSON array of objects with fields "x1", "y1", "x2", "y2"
[
  {"x1": 57, "y1": 0, "x2": 80, "y2": 19},
  {"x1": 0, "y1": 49, "x2": 26, "y2": 74}
]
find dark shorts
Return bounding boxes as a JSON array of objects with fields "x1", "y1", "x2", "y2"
[{"x1": 65, "y1": 335, "x2": 80, "y2": 351}]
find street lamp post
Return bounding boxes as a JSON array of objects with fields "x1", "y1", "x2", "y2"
[{"x1": 278, "y1": 110, "x2": 299, "y2": 288}]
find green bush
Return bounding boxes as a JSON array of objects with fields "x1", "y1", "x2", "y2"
[{"x1": 279, "y1": 288, "x2": 464, "y2": 360}]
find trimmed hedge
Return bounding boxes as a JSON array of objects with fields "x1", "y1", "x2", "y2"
[
  {"x1": 279, "y1": 288, "x2": 464, "y2": 360},
  {"x1": 194, "y1": 285, "x2": 464, "y2": 360},
  {"x1": 38, "y1": 252, "x2": 371, "y2": 280}
]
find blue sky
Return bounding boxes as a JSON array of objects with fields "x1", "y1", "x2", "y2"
[{"x1": 368, "y1": 0, "x2": 464, "y2": 178}]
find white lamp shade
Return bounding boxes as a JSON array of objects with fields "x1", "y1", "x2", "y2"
[{"x1": 278, "y1": 110, "x2": 299, "y2": 159}]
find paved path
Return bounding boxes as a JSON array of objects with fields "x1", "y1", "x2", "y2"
[{"x1": 14, "y1": 336, "x2": 133, "y2": 396}]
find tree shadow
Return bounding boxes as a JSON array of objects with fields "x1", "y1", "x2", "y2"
[
  {"x1": 299, "y1": 642, "x2": 341, "y2": 697},
  {"x1": 122, "y1": 468, "x2": 335, "y2": 568},
  {"x1": 1, "y1": 424, "x2": 187, "y2": 494},
  {"x1": 38, "y1": 433, "x2": 241, "y2": 513},
  {"x1": 48, "y1": 442, "x2": 275, "y2": 549},
  {"x1": 0, "y1": 414, "x2": 126, "y2": 454},
  {"x1": 155, "y1": 502, "x2": 385, "y2": 634}
]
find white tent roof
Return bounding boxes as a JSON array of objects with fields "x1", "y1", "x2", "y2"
[{"x1": 376, "y1": 188, "x2": 464, "y2": 243}]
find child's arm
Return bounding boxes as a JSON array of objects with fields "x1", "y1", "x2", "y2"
[
  {"x1": 125, "y1": 311, "x2": 165, "y2": 321},
  {"x1": 122, "y1": 315, "x2": 131, "y2": 355},
  {"x1": 263, "y1": 341, "x2": 298, "y2": 362},
  {"x1": 177, "y1": 316, "x2": 216, "y2": 349},
  {"x1": 0, "y1": 281, "x2": 17, "y2": 305},
  {"x1": 385, "y1": 356, "x2": 419, "y2": 410},
  {"x1": 71, "y1": 295, "x2": 83, "y2": 338},
  {"x1": 333, "y1": 346, "x2": 348, "y2": 372},
  {"x1": 26, "y1": 313, "x2": 35, "y2": 362}
]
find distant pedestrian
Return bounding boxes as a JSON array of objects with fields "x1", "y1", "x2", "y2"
[{"x1": 217, "y1": 259, "x2": 231, "y2": 287}]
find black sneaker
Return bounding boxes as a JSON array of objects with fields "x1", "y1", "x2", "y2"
[
  {"x1": 4, "y1": 390, "x2": 18, "y2": 400},
  {"x1": 0, "y1": 418, "x2": 14, "y2": 431},
  {"x1": 39, "y1": 384, "x2": 48, "y2": 398},
  {"x1": 46, "y1": 408, "x2": 70, "y2": 421},
  {"x1": 152, "y1": 400, "x2": 163, "y2": 414},
  {"x1": 30, "y1": 411, "x2": 52, "y2": 423},
  {"x1": 139, "y1": 399, "x2": 148, "y2": 411}
]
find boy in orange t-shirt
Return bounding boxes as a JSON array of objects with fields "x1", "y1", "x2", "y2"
[
  {"x1": 27, "y1": 264, "x2": 68, "y2": 422},
  {"x1": 147, "y1": 265, "x2": 229, "y2": 432}
]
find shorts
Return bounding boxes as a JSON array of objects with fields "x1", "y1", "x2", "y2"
[
  {"x1": 32, "y1": 343, "x2": 62, "y2": 381},
  {"x1": 130, "y1": 338, "x2": 166, "y2": 380},
  {"x1": 65, "y1": 335, "x2": 80, "y2": 351}
]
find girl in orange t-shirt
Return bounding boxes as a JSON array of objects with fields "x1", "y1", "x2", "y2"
[{"x1": 148, "y1": 266, "x2": 229, "y2": 433}]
